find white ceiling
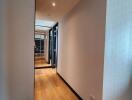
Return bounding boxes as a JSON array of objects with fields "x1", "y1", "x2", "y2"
[
  {"x1": 35, "y1": 19, "x2": 56, "y2": 27},
  {"x1": 35, "y1": 25, "x2": 50, "y2": 31},
  {"x1": 35, "y1": 20, "x2": 55, "y2": 32},
  {"x1": 36, "y1": 0, "x2": 80, "y2": 21}
]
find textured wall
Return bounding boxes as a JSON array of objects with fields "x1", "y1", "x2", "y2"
[
  {"x1": 103, "y1": 0, "x2": 132, "y2": 100},
  {"x1": 57, "y1": 0, "x2": 106, "y2": 99}
]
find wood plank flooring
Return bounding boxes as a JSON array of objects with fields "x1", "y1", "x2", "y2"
[
  {"x1": 35, "y1": 69, "x2": 78, "y2": 100},
  {"x1": 35, "y1": 55, "x2": 51, "y2": 68}
]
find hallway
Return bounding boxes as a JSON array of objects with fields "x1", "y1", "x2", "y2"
[
  {"x1": 35, "y1": 55, "x2": 51, "y2": 68},
  {"x1": 35, "y1": 69, "x2": 78, "y2": 100}
]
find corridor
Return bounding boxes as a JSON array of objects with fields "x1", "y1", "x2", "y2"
[
  {"x1": 35, "y1": 55, "x2": 51, "y2": 68},
  {"x1": 1, "y1": 0, "x2": 132, "y2": 100},
  {"x1": 35, "y1": 69, "x2": 78, "y2": 100}
]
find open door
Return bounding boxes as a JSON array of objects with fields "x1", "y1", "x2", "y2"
[{"x1": 48, "y1": 23, "x2": 58, "y2": 68}]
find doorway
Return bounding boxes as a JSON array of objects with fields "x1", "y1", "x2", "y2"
[
  {"x1": 50, "y1": 23, "x2": 58, "y2": 68},
  {"x1": 34, "y1": 0, "x2": 81, "y2": 100},
  {"x1": 34, "y1": 34, "x2": 45, "y2": 68},
  {"x1": 34, "y1": 24, "x2": 58, "y2": 68}
]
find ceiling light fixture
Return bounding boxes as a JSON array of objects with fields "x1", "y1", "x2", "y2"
[{"x1": 52, "y1": 2, "x2": 56, "y2": 7}]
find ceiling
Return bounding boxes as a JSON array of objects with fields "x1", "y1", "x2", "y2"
[
  {"x1": 36, "y1": 0, "x2": 80, "y2": 21},
  {"x1": 35, "y1": 20, "x2": 55, "y2": 32}
]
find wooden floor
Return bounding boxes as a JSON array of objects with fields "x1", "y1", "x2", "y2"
[
  {"x1": 35, "y1": 55, "x2": 51, "y2": 68},
  {"x1": 35, "y1": 68, "x2": 78, "y2": 100}
]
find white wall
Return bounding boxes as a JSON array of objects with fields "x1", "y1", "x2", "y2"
[
  {"x1": 44, "y1": 32, "x2": 49, "y2": 62},
  {"x1": 7, "y1": 0, "x2": 34, "y2": 100},
  {"x1": 57, "y1": 0, "x2": 106, "y2": 99},
  {"x1": 103, "y1": 0, "x2": 132, "y2": 100},
  {"x1": 0, "y1": 0, "x2": 9, "y2": 99}
]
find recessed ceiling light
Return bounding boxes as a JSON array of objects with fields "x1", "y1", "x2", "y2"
[{"x1": 52, "y1": 2, "x2": 56, "y2": 7}]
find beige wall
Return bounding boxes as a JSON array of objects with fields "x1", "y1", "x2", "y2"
[
  {"x1": 0, "y1": 0, "x2": 34, "y2": 100},
  {"x1": 0, "y1": 0, "x2": 9, "y2": 99},
  {"x1": 57, "y1": 0, "x2": 106, "y2": 99}
]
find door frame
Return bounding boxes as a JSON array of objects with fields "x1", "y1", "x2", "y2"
[{"x1": 51, "y1": 23, "x2": 58, "y2": 68}]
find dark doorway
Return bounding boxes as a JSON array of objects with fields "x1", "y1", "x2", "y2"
[
  {"x1": 51, "y1": 23, "x2": 58, "y2": 68},
  {"x1": 34, "y1": 34, "x2": 44, "y2": 54}
]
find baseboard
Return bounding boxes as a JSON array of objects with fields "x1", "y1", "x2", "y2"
[
  {"x1": 35, "y1": 66, "x2": 55, "y2": 69},
  {"x1": 57, "y1": 72, "x2": 83, "y2": 100}
]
